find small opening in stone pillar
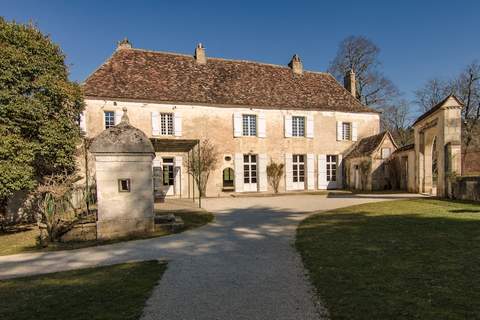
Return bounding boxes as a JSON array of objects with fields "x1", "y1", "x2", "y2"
[{"x1": 118, "y1": 179, "x2": 131, "y2": 192}]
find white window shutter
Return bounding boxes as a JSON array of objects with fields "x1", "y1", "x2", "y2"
[
  {"x1": 318, "y1": 154, "x2": 327, "y2": 189},
  {"x1": 285, "y1": 153, "x2": 293, "y2": 191},
  {"x1": 233, "y1": 113, "x2": 242, "y2": 137},
  {"x1": 336, "y1": 121, "x2": 343, "y2": 141},
  {"x1": 174, "y1": 113, "x2": 182, "y2": 137},
  {"x1": 151, "y1": 112, "x2": 160, "y2": 136},
  {"x1": 234, "y1": 153, "x2": 244, "y2": 192},
  {"x1": 114, "y1": 110, "x2": 123, "y2": 125},
  {"x1": 284, "y1": 115, "x2": 292, "y2": 137},
  {"x1": 258, "y1": 113, "x2": 266, "y2": 138},
  {"x1": 352, "y1": 122, "x2": 358, "y2": 141},
  {"x1": 79, "y1": 111, "x2": 87, "y2": 133},
  {"x1": 174, "y1": 156, "x2": 182, "y2": 196},
  {"x1": 337, "y1": 154, "x2": 343, "y2": 188},
  {"x1": 307, "y1": 154, "x2": 315, "y2": 190},
  {"x1": 258, "y1": 154, "x2": 268, "y2": 191},
  {"x1": 306, "y1": 115, "x2": 314, "y2": 138},
  {"x1": 152, "y1": 158, "x2": 162, "y2": 193}
]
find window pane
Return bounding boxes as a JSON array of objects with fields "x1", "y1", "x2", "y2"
[
  {"x1": 250, "y1": 155, "x2": 256, "y2": 162},
  {"x1": 104, "y1": 111, "x2": 115, "y2": 129}
]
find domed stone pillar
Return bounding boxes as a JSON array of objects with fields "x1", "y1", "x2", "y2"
[{"x1": 90, "y1": 108, "x2": 155, "y2": 240}]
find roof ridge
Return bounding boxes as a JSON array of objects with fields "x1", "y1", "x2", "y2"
[{"x1": 127, "y1": 47, "x2": 331, "y2": 75}]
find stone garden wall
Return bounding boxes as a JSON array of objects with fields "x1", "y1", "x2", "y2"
[{"x1": 451, "y1": 176, "x2": 480, "y2": 202}]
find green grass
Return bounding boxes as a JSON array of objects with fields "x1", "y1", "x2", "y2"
[
  {"x1": 0, "y1": 210, "x2": 214, "y2": 256},
  {"x1": 0, "y1": 260, "x2": 166, "y2": 320},
  {"x1": 296, "y1": 198, "x2": 480, "y2": 320}
]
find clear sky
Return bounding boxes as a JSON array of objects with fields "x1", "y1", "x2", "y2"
[{"x1": 2, "y1": 0, "x2": 479, "y2": 104}]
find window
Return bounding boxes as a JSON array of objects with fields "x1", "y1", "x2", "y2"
[
  {"x1": 118, "y1": 179, "x2": 131, "y2": 192},
  {"x1": 243, "y1": 154, "x2": 257, "y2": 184},
  {"x1": 381, "y1": 148, "x2": 391, "y2": 159},
  {"x1": 326, "y1": 155, "x2": 337, "y2": 182},
  {"x1": 104, "y1": 111, "x2": 115, "y2": 129},
  {"x1": 292, "y1": 116, "x2": 305, "y2": 137},
  {"x1": 223, "y1": 168, "x2": 234, "y2": 188},
  {"x1": 162, "y1": 158, "x2": 175, "y2": 186},
  {"x1": 292, "y1": 154, "x2": 305, "y2": 183},
  {"x1": 242, "y1": 114, "x2": 257, "y2": 136},
  {"x1": 342, "y1": 122, "x2": 352, "y2": 140},
  {"x1": 160, "y1": 113, "x2": 174, "y2": 135}
]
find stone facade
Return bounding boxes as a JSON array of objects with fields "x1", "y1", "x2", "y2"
[{"x1": 83, "y1": 99, "x2": 380, "y2": 197}]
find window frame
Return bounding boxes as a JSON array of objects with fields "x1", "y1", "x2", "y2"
[
  {"x1": 118, "y1": 179, "x2": 131, "y2": 192},
  {"x1": 243, "y1": 154, "x2": 258, "y2": 184},
  {"x1": 104, "y1": 111, "x2": 115, "y2": 129},
  {"x1": 292, "y1": 154, "x2": 305, "y2": 183},
  {"x1": 160, "y1": 113, "x2": 174, "y2": 136},
  {"x1": 342, "y1": 122, "x2": 352, "y2": 141},
  {"x1": 292, "y1": 116, "x2": 306, "y2": 137},
  {"x1": 242, "y1": 114, "x2": 257, "y2": 137},
  {"x1": 326, "y1": 155, "x2": 337, "y2": 182},
  {"x1": 381, "y1": 147, "x2": 392, "y2": 159}
]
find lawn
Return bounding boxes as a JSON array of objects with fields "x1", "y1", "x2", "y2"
[
  {"x1": 0, "y1": 260, "x2": 166, "y2": 320},
  {"x1": 296, "y1": 198, "x2": 480, "y2": 320},
  {"x1": 0, "y1": 209, "x2": 214, "y2": 256}
]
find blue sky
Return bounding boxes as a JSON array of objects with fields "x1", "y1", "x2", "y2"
[{"x1": 2, "y1": 0, "x2": 479, "y2": 105}]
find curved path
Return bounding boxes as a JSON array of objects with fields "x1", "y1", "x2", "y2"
[{"x1": 0, "y1": 193, "x2": 420, "y2": 319}]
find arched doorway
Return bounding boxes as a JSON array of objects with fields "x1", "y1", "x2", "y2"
[{"x1": 223, "y1": 168, "x2": 234, "y2": 190}]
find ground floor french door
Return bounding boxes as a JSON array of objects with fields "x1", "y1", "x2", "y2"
[
  {"x1": 243, "y1": 154, "x2": 258, "y2": 192},
  {"x1": 153, "y1": 157, "x2": 175, "y2": 196},
  {"x1": 292, "y1": 154, "x2": 305, "y2": 190}
]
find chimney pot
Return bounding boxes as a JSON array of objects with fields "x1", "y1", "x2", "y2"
[
  {"x1": 344, "y1": 69, "x2": 357, "y2": 98},
  {"x1": 195, "y1": 43, "x2": 206, "y2": 65},
  {"x1": 288, "y1": 54, "x2": 303, "y2": 75},
  {"x1": 117, "y1": 38, "x2": 132, "y2": 51}
]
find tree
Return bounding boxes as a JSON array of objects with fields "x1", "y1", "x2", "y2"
[
  {"x1": 0, "y1": 18, "x2": 84, "y2": 225},
  {"x1": 414, "y1": 78, "x2": 450, "y2": 112},
  {"x1": 186, "y1": 139, "x2": 219, "y2": 197},
  {"x1": 381, "y1": 100, "x2": 414, "y2": 146},
  {"x1": 328, "y1": 35, "x2": 399, "y2": 107},
  {"x1": 266, "y1": 160, "x2": 284, "y2": 193}
]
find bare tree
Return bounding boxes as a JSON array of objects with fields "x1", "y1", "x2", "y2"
[
  {"x1": 328, "y1": 35, "x2": 399, "y2": 107},
  {"x1": 381, "y1": 100, "x2": 414, "y2": 146},
  {"x1": 414, "y1": 78, "x2": 450, "y2": 112},
  {"x1": 266, "y1": 160, "x2": 284, "y2": 193},
  {"x1": 187, "y1": 139, "x2": 219, "y2": 197}
]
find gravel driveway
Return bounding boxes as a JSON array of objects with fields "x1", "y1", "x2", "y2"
[{"x1": 0, "y1": 193, "x2": 421, "y2": 319}]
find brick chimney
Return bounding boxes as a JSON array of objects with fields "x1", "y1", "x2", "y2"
[
  {"x1": 344, "y1": 69, "x2": 356, "y2": 97},
  {"x1": 117, "y1": 38, "x2": 132, "y2": 51},
  {"x1": 195, "y1": 43, "x2": 206, "y2": 65},
  {"x1": 288, "y1": 54, "x2": 303, "y2": 75}
]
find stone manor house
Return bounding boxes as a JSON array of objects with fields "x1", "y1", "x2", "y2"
[{"x1": 81, "y1": 40, "x2": 463, "y2": 199}]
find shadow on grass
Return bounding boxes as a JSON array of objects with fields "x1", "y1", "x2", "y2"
[{"x1": 296, "y1": 199, "x2": 480, "y2": 320}]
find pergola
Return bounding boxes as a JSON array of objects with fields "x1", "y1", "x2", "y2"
[{"x1": 150, "y1": 138, "x2": 203, "y2": 208}]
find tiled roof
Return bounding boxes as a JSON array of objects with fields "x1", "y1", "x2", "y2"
[
  {"x1": 345, "y1": 131, "x2": 397, "y2": 159},
  {"x1": 83, "y1": 48, "x2": 377, "y2": 113},
  {"x1": 393, "y1": 143, "x2": 415, "y2": 154}
]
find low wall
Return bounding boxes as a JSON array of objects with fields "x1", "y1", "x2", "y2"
[{"x1": 451, "y1": 176, "x2": 480, "y2": 202}]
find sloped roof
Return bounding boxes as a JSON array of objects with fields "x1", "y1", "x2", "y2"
[
  {"x1": 83, "y1": 48, "x2": 376, "y2": 113},
  {"x1": 393, "y1": 143, "x2": 415, "y2": 154},
  {"x1": 345, "y1": 131, "x2": 398, "y2": 159},
  {"x1": 413, "y1": 94, "x2": 463, "y2": 126}
]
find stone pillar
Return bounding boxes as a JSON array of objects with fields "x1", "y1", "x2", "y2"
[{"x1": 90, "y1": 108, "x2": 156, "y2": 240}]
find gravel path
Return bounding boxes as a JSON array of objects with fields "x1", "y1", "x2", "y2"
[{"x1": 0, "y1": 193, "x2": 422, "y2": 319}]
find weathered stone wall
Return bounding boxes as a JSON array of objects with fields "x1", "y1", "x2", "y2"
[
  {"x1": 84, "y1": 99, "x2": 380, "y2": 196},
  {"x1": 451, "y1": 176, "x2": 480, "y2": 202}
]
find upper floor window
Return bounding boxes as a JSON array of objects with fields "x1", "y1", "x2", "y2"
[
  {"x1": 242, "y1": 114, "x2": 257, "y2": 136},
  {"x1": 161, "y1": 113, "x2": 174, "y2": 135},
  {"x1": 104, "y1": 111, "x2": 115, "y2": 129},
  {"x1": 292, "y1": 116, "x2": 305, "y2": 137},
  {"x1": 381, "y1": 148, "x2": 391, "y2": 159},
  {"x1": 342, "y1": 122, "x2": 352, "y2": 140}
]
